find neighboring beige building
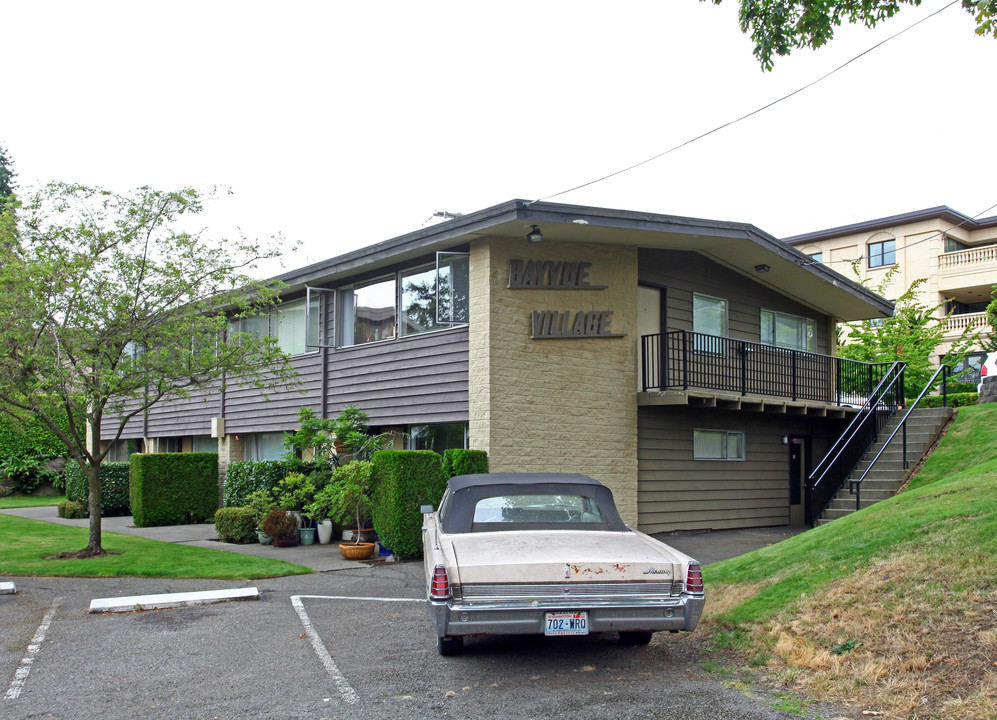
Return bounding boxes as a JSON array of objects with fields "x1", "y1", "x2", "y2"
[{"x1": 784, "y1": 207, "x2": 997, "y2": 383}]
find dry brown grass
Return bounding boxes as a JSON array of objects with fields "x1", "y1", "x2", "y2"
[{"x1": 694, "y1": 546, "x2": 997, "y2": 719}]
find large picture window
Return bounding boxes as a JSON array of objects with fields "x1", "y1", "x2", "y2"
[
  {"x1": 693, "y1": 429, "x2": 744, "y2": 461},
  {"x1": 353, "y1": 277, "x2": 397, "y2": 345},
  {"x1": 401, "y1": 265, "x2": 447, "y2": 336},
  {"x1": 760, "y1": 310, "x2": 815, "y2": 352},
  {"x1": 235, "y1": 297, "x2": 320, "y2": 356},
  {"x1": 868, "y1": 239, "x2": 896, "y2": 268}
]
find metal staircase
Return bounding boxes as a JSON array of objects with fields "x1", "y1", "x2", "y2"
[{"x1": 818, "y1": 406, "x2": 953, "y2": 523}]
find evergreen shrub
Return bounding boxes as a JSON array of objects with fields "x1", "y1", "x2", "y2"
[
  {"x1": 920, "y1": 392, "x2": 976, "y2": 408},
  {"x1": 64, "y1": 461, "x2": 131, "y2": 516},
  {"x1": 371, "y1": 450, "x2": 446, "y2": 559},
  {"x1": 223, "y1": 460, "x2": 293, "y2": 508},
  {"x1": 214, "y1": 506, "x2": 258, "y2": 543},
  {"x1": 131, "y1": 453, "x2": 219, "y2": 527},
  {"x1": 57, "y1": 500, "x2": 87, "y2": 519},
  {"x1": 442, "y1": 449, "x2": 488, "y2": 478}
]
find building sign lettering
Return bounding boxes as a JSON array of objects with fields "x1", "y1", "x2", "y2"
[
  {"x1": 531, "y1": 310, "x2": 625, "y2": 339},
  {"x1": 508, "y1": 260, "x2": 607, "y2": 289},
  {"x1": 509, "y1": 258, "x2": 625, "y2": 339}
]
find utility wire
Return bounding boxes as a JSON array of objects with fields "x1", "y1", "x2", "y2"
[{"x1": 528, "y1": 0, "x2": 962, "y2": 205}]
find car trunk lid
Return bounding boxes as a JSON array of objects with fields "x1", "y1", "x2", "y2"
[{"x1": 449, "y1": 530, "x2": 686, "y2": 585}]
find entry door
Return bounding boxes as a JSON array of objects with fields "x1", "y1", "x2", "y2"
[
  {"x1": 637, "y1": 285, "x2": 664, "y2": 391},
  {"x1": 788, "y1": 437, "x2": 807, "y2": 526}
]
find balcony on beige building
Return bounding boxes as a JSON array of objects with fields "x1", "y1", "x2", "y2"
[
  {"x1": 942, "y1": 311, "x2": 988, "y2": 338},
  {"x1": 938, "y1": 244, "x2": 997, "y2": 270}
]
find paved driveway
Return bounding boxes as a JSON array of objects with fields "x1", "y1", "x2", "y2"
[{"x1": 1, "y1": 562, "x2": 845, "y2": 720}]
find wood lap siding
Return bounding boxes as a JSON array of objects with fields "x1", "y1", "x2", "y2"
[
  {"x1": 102, "y1": 327, "x2": 469, "y2": 439},
  {"x1": 638, "y1": 249, "x2": 831, "y2": 353},
  {"x1": 324, "y1": 328, "x2": 469, "y2": 426},
  {"x1": 638, "y1": 407, "x2": 818, "y2": 533}
]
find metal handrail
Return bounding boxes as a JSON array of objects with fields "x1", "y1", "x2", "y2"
[
  {"x1": 806, "y1": 361, "x2": 906, "y2": 526},
  {"x1": 849, "y1": 364, "x2": 950, "y2": 509}
]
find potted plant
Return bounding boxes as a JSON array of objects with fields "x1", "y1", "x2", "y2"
[
  {"x1": 310, "y1": 460, "x2": 376, "y2": 560},
  {"x1": 261, "y1": 508, "x2": 299, "y2": 547},
  {"x1": 277, "y1": 471, "x2": 317, "y2": 530},
  {"x1": 245, "y1": 490, "x2": 278, "y2": 544}
]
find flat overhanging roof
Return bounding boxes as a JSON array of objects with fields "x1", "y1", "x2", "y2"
[{"x1": 272, "y1": 199, "x2": 892, "y2": 321}]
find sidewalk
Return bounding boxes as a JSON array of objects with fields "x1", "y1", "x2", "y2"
[
  {"x1": 0, "y1": 506, "x2": 361, "y2": 572},
  {"x1": 3, "y1": 505, "x2": 807, "y2": 570}
]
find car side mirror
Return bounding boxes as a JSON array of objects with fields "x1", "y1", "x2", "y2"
[{"x1": 420, "y1": 505, "x2": 434, "y2": 514}]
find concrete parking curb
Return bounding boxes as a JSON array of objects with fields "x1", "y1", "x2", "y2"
[
  {"x1": 0, "y1": 582, "x2": 16, "y2": 595},
  {"x1": 89, "y1": 587, "x2": 259, "y2": 613}
]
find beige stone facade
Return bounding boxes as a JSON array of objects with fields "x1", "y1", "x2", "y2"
[
  {"x1": 785, "y1": 207, "x2": 997, "y2": 367},
  {"x1": 469, "y1": 237, "x2": 640, "y2": 524}
]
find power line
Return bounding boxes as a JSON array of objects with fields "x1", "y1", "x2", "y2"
[{"x1": 528, "y1": 0, "x2": 961, "y2": 205}]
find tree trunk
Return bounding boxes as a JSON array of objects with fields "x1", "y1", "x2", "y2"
[{"x1": 85, "y1": 461, "x2": 104, "y2": 555}]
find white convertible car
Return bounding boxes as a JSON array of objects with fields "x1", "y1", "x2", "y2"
[{"x1": 421, "y1": 473, "x2": 705, "y2": 656}]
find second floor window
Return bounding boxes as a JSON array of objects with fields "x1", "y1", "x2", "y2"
[
  {"x1": 693, "y1": 293, "x2": 728, "y2": 353},
  {"x1": 761, "y1": 310, "x2": 815, "y2": 352},
  {"x1": 868, "y1": 239, "x2": 896, "y2": 268},
  {"x1": 237, "y1": 297, "x2": 321, "y2": 356}
]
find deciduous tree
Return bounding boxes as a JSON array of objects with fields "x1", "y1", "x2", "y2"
[
  {"x1": 0, "y1": 182, "x2": 298, "y2": 556},
  {"x1": 705, "y1": 0, "x2": 997, "y2": 70}
]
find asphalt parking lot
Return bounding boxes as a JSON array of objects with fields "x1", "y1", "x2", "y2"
[{"x1": 1, "y1": 557, "x2": 846, "y2": 720}]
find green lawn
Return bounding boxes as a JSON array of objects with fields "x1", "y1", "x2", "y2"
[
  {"x1": 0, "y1": 494, "x2": 67, "y2": 509},
  {"x1": 0, "y1": 513, "x2": 312, "y2": 579}
]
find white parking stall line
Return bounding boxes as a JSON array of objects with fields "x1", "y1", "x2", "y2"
[
  {"x1": 4, "y1": 598, "x2": 61, "y2": 701},
  {"x1": 290, "y1": 594, "x2": 423, "y2": 706}
]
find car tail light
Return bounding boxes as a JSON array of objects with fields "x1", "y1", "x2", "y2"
[
  {"x1": 430, "y1": 564, "x2": 451, "y2": 600},
  {"x1": 685, "y1": 562, "x2": 704, "y2": 594}
]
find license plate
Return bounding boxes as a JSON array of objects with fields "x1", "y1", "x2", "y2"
[{"x1": 545, "y1": 611, "x2": 588, "y2": 636}]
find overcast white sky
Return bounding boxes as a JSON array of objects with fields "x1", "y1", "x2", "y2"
[{"x1": 5, "y1": 0, "x2": 995, "y2": 271}]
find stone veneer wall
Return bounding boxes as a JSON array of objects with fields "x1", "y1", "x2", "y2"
[{"x1": 468, "y1": 237, "x2": 640, "y2": 524}]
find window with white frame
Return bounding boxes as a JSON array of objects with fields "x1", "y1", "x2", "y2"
[
  {"x1": 400, "y1": 265, "x2": 447, "y2": 336},
  {"x1": 693, "y1": 429, "x2": 744, "y2": 460},
  {"x1": 235, "y1": 297, "x2": 320, "y2": 356},
  {"x1": 693, "y1": 293, "x2": 728, "y2": 353},
  {"x1": 760, "y1": 310, "x2": 815, "y2": 352}
]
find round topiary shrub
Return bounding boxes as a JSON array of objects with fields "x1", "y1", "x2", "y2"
[{"x1": 57, "y1": 500, "x2": 87, "y2": 519}]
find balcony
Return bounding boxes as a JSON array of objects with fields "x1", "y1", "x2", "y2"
[
  {"x1": 640, "y1": 331, "x2": 891, "y2": 407},
  {"x1": 938, "y1": 244, "x2": 997, "y2": 270},
  {"x1": 941, "y1": 311, "x2": 987, "y2": 336}
]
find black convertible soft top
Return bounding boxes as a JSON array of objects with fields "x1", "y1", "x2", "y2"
[{"x1": 438, "y1": 473, "x2": 629, "y2": 534}]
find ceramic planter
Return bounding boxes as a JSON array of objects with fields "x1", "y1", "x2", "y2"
[
  {"x1": 257, "y1": 530, "x2": 272, "y2": 545},
  {"x1": 316, "y1": 520, "x2": 334, "y2": 544},
  {"x1": 339, "y1": 542, "x2": 376, "y2": 560},
  {"x1": 300, "y1": 527, "x2": 316, "y2": 545}
]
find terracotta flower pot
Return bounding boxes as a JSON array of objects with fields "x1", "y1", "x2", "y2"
[{"x1": 339, "y1": 542, "x2": 376, "y2": 560}]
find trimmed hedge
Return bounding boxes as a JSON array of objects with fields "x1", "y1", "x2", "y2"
[
  {"x1": 131, "y1": 453, "x2": 219, "y2": 528},
  {"x1": 214, "y1": 507, "x2": 258, "y2": 543},
  {"x1": 64, "y1": 461, "x2": 131, "y2": 516},
  {"x1": 0, "y1": 414, "x2": 71, "y2": 459},
  {"x1": 442, "y1": 449, "x2": 488, "y2": 478},
  {"x1": 920, "y1": 392, "x2": 977, "y2": 408},
  {"x1": 57, "y1": 500, "x2": 87, "y2": 519},
  {"x1": 223, "y1": 461, "x2": 294, "y2": 508},
  {"x1": 371, "y1": 450, "x2": 447, "y2": 559}
]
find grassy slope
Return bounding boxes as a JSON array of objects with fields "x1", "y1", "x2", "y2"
[
  {"x1": 699, "y1": 404, "x2": 997, "y2": 719},
  {"x1": 0, "y1": 494, "x2": 66, "y2": 508}
]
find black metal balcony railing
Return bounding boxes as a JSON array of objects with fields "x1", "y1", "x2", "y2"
[{"x1": 640, "y1": 331, "x2": 893, "y2": 405}]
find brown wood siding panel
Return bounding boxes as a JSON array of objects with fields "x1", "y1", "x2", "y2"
[
  {"x1": 144, "y1": 384, "x2": 223, "y2": 437},
  {"x1": 324, "y1": 328, "x2": 469, "y2": 427},
  {"x1": 223, "y1": 351, "x2": 325, "y2": 433},
  {"x1": 638, "y1": 249, "x2": 831, "y2": 354},
  {"x1": 636, "y1": 406, "x2": 841, "y2": 533}
]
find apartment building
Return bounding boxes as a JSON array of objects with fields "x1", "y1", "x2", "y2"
[
  {"x1": 102, "y1": 200, "x2": 893, "y2": 531},
  {"x1": 784, "y1": 207, "x2": 997, "y2": 383}
]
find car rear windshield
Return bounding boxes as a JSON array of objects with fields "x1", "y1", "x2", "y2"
[{"x1": 472, "y1": 494, "x2": 607, "y2": 525}]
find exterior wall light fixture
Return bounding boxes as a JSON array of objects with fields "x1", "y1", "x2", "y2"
[
  {"x1": 526, "y1": 225, "x2": 544, "y2": 243},
  {"x1": 754, "y1": 264, "x2": 771, "y2": 273}
]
